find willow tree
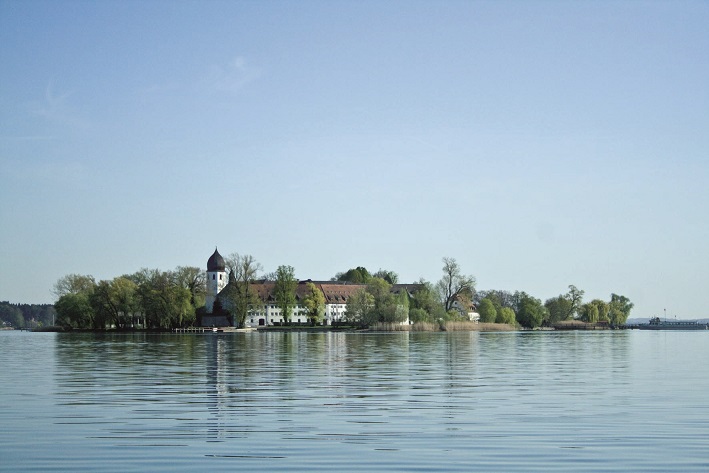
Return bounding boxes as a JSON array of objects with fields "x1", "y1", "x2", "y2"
[
  {"x1": 496, "y1": 307, "x2": 517, "y2": 325},
  {"x1": 579, "y1": 302, "x2": 600, "y2": 323},
  {"x1": 609, "y1": 294, "x2": 634, "y2": 326}
]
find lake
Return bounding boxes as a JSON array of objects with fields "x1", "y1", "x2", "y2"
[{"x1": 1, "y1": 330, "x2": 708, "y2": 472}]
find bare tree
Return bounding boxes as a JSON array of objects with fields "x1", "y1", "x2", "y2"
[
  {"x1": 222, "y1": 253, "x2": 263, "y2": 327},
  {"x1": 436, "y1": 257, "x2": 476, "y2": 312}
]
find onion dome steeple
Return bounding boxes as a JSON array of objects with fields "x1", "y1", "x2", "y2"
[{"x1": 207, "y1": 247, "x2": 226, "y2": 272}]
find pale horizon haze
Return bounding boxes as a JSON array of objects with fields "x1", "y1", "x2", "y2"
[{"x1": 1, "y1": 1, "x2": 707, "y2": 319}]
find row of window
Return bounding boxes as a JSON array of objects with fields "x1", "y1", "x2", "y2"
[{"x1": 250, "y1": 318, "x2": 304, "y2": 324}]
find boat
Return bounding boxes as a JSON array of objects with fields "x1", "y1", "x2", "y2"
[{"x1": 638, "y1": 316, "x2": 708, "y2": 330}]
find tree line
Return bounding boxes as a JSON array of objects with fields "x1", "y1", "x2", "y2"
[
  {"x1": 334, "y1": 260, "x2": 632, "y2": 328},
  {"x1": 52, "y1": 267, "x2": 205, "y2": 330},
  {"x1": 49, "y1": 253, "x2": 633, "y2": 330},
  {"x1": 0, "y1": 301, "x2": 56, "y2": 329},
  {"x1": 474, "y1": 286, "x2": 634, "y2": 328}
]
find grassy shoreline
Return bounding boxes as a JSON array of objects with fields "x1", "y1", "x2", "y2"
[{"x1": 370, "y1": 321, "x2": 516, "y2": 332}]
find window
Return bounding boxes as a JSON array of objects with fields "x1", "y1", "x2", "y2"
[
  {"x1": 219, "y1": 274, "x2": 222, "y2": 280},
  {"x1": 212, "y1": 274, "x2": 215, "y2": 280}
]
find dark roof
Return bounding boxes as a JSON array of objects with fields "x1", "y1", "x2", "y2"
[
  {"x1": 235, "y1": 281, "x2": 422, "y2": 304},
  {"x1": 207, "y1": 248, "x2": 226, "y2": 272},
  {"x1": 319, "y1": 283, "x2": 365, "y2": 303}
]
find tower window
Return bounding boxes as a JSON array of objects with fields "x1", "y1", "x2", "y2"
[{"x1": 212, "y1": 274, "x2": 215, "y2": 280}]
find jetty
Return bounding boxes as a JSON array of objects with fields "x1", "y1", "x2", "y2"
[{"x1": 172, "y1": 327, "x2": 256, "y2": 333}]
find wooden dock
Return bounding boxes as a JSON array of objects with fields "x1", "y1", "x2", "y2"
[{"x1": 173, "y1": 327, "x2": 256, "y2": 333}]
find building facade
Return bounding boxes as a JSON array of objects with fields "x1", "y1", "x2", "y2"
[
  {"x1": 242, "y1": 281, "x2": 365, "y2": 327},
  {"x1": 202, "y1": 250, "x2": 420, "y2": 327}
]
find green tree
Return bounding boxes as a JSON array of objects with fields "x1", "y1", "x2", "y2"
[
  {"x1": 516, "y1": 292, "x2": 546, "y2": 329},
  {"x1": 372, "y1": 269, "x2": 399, "y2": 284},
  {"x1": 476, "y1": 290, "x2": 517, "y2": 313},
  {"x1": 301, "y1": 281, "x2": 325, "y2": 325},
  {"x1": 436, "y1": 257, "x2": 476, "y2": 312},
  {"x1": 52, "y1": 274, "x2": 96, "y2": 298},
  {"x1": 589, "y1": 299, "x2": 610, "y2": 322},
  {"x1": 173, "y1": 266, "x2": 206, "y2": 309},
  {"x1": 392, "y1": 288, "x2": 410, "y2": 323},
  {"x1": 89, "y1": 277, "x2": 139, "y2": 329},
  {"x1": 89, "y1": 280, "x2": 118, "y2": 329},
  {"x1": 566, "y1": 285, "x2": 585, "y2": 318},
  {"x1": 544, "y1": 285, "x2": 584, "y2": 325},
  {"x1": 408, "y1": 307, "x2": 430, "y2": 323},
  {"x1": 55, "y1": 293, "x2": 93, "y2": 329},
  {"x1": 579, "y1": 302, "x2": 599, "y2": 323},
  {"x1": 609, "y1": 294, "x2": 633, "y2": 325},
  {"x1": 496, "y1": 307, "x2": 517, "y2": 325},
  {"x1": 478, "y1": 298, "x2": 497, "y2": 323},
  {"x1": 411, "y1": 279, "x2": 447, "y2": 321},
  {"x1": 273, "y1": 265, "x2": 298, "y2": 323},
  {"x1": 133, "y1": 270, "x2": 194, "y2": 329},
  {"x1": 544, "y1": 295, "x2": 573, "y2": 325},
  {"x1": 366, "y1": 278, "x2": 397, "y2": 323},
  {"x1": 345, "y1": 288, "x2": 375, "y2": 328},
  {"x1": 53, "y1": 274, "x2": 96, "y2": 329},
  {"x1": 335, "y1": 267, "x2": 372, "y2": 284}
]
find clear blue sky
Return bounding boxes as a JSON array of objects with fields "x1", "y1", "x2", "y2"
[{"x1": 1, "y1": 1, "x2": 707, "y2": 319}]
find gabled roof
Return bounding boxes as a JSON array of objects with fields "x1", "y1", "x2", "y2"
[
  {"x1": 391, "y1": 283, "x2": 424, "y2": 296},
  {"x1": 319, "y1": 283, "x2": 366, "y2": 303},
  {"x1": 217, "y1": 277, "x2": 422, "y2": 304}
]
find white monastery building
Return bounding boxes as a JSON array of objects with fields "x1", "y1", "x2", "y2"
[{"x1": 201, "y1": 248, "x2": 423, "y2": 327}]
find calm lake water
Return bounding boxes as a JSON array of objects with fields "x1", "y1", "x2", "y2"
[{"x1": 1, "y1": 330, "x2": 708, "y2": 472}]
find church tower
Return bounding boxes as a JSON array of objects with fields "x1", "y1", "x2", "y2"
[{"x1": 205, "y1": 248, "x2": 227, "y2": 313}]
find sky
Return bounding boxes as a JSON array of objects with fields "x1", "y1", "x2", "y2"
[{"x1": 1, "y1": 0, "x2": 707, "y2": 319}]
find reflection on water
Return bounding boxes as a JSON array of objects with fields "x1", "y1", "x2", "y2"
[{"x1": 1, "y1": 330, "x2": 708, "y2": 472}]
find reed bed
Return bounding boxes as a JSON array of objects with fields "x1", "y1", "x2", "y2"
[
  {"x1": 443, "y1": 321, "x2": 516, "y2": 331},
  {"x1": 411, "y1": 322, "x2": 438, "y2": 331},
  {"x1": 370, "y1": 322, "x2": 412, "y2": 331}
]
